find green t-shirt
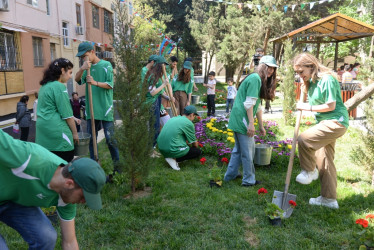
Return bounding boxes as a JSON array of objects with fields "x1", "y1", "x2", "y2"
[
  {"x1": 0, "y1": 130, "x2": 76, "y2": 220},
  {"x1": 308, "y1": 75, "x2": 349, "y2": 128},
  {"x1": 172, "y1": 74, "x2": 193, "y2": 94},
  {"x1": 157, "y1": 116, "x2": 197, "y2": 158},
  {"x1": 141, "y1": 66, "x2": 148, "y2": 84},
  {"x1": 78, "y1": 60, "x2": 114, "y2": 121},
  {"x1": 36, "y1": 81, "x2": 74, "y2": 151},
  {"x1": 228, "y1": 73, "x2": 261, "y2": 135},
  {"x1": 146, "y1": 76, "x2": 164, "y2": 105}
]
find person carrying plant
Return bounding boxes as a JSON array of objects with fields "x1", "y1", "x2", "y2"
[
  {"x1": 157, "y1": 105, "x2": 202, "y2": 170},
  {"x1": 0, "y1": 129, "x2": 106, "y2": 249},
  {"x1": 293, "y1": 53, "x2": 349, "y2": 209},
  {"x1": 224, "y1": 55, "x2": 278, "y2": 186},
  {"x1": 172, "y1": 61, "x2": 194, "y2": 115},
  {"x1": 75, "y1": 42, "x2": 119, "y2": 165}
]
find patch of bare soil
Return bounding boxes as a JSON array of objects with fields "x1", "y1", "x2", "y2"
[
  {"x1": 243, "y1": 215, "x2": 259, "y2": 247},
  {"x1": 123, "y1": 187, "x2": 152, "y2": 199}
]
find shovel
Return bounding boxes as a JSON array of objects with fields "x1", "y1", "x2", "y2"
[{"x1": 272, "y1": 107, "x2": 303, "y2": 218}]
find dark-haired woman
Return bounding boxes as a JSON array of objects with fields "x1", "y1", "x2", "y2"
[
  {"x1": 172, "y1": 61, "x2": 193, "y2": 115},
  {"x1": 16, "y1": 95, "x2": 31, "y2": 141},
  {"x1": 224, "y1": 55, "x2": 278, "y2": 186},
  {"x1": 36, "y1": 58, "x2": 78, "y2": 162},
  {"x1": 143, "y1": 57, "x2": 169, "y2": 154}
]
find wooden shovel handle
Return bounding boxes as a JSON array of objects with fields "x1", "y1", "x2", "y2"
[
  {"x1": 162, "y1": 64, "x2": 178, "y2": 116},
  {"x1": 86, "y1": 57, "x2": 98, "y2": 161}
]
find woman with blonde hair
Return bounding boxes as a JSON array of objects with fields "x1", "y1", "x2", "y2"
[{"x1": 293, "y1": 53, "x2": 349, "y2": 209}]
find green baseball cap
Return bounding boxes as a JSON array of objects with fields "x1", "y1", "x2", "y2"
[
  {"x1": 183, "y1": 61, "x2": 193, "y2": 70},
  {"x1": 154, "y1": 56, "x2": 169, "y2": 65},
  {"x1": 184, "y1": 105, "x2": 198, "y2": 116},
  {"x1": 76, "y1": 42, "x2": 94, "y2": 57},
  {"x1": 259, "y1": 55, "x2": 278, "y2": 68},
  {"x1": 68, "y1": 158, "x2": 106, "y2": 210},
  {"x1": 148, "y1": 55, "x2": 158, "y2": 62}
]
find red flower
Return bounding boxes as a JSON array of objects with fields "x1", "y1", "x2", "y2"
[
  {"x1": 356, "y1": 219, "x2": 369, "y2": 228},
  {"x1": 257, "y1": 188, "x2": 268, "y2": 195},
  {"x1": 198, "y1": 143, "x2": 203, "y2": 148},
  {"x1": 200, "y1": 157, "x2": 206, "y2": 165},
  {"x1": 221, "y1": 157, "x2": 229, "y2": 164},
  {"x1": 305, "y1": 121, "x2": 311, "y2": 125},
  {"x1": 288, "y1": 110, "x2": 292, "y2": 113},
  {"x1": 289, "y1": 200, "x2": 297, "y2": 207},
  {"x1": 197, "y1": 116, "x2": 201, "y2": 120},
  {"x1": 202, "y1": 106, "x2": 207, "y2": 109},
  {"x1": 366, "y1": 214, "x2": 374, "y2": 220}
]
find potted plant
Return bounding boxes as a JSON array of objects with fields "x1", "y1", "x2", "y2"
[
  {"x1": 258, "y1": 188, "x2": 297, "y2": 226},
  {"x1": 209, "y1": 165, "x2": 222, "y2": 188},
  {"x1": 42, "y1": 206, "x2": 58, "y2": 224}
]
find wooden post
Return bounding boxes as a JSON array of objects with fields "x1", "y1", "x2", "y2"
[
  {"x1": 162, "y1": 64, "x2": 178, "y2": 116},
  {"x1": 86, "y1": 57, "x2": 98, "y2": 161},
  {"x1": 334, "y1": 42, "x2": 339, "y2": 71}
]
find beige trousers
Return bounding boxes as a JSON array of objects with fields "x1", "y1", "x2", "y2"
[
  {"x1": 174, "y1": 91, "x2": 188, "y2": 115},
  {"x1": 297, "y1": 120, "x2": 347, "y2": 199}
]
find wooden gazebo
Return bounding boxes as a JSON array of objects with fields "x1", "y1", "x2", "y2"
[{"x1": 271, "y1": 13, "x2": 374, "y2": 69}]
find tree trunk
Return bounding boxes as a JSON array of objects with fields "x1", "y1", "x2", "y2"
[
  {"x1": 263, "y1": 27, "x2": 271, "y2": 54},
  {"x1": 204, "y1": 52, "x2": 208, "y2": 83},
  {"x1": 369, "y1": 35, "x2": 374, "y2": 59},
  {"x1": 206, "y1": 51, "x2": 214, "y2": 82},
  {"x1": 344, "y1": 82, "x2": 374, "y2": 112}
]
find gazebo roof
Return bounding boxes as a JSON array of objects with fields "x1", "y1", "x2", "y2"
[{"x1": 271, "y1": 13, "x2": 374, "y2": 43}]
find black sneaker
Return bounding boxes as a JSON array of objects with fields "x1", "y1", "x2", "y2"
[{"x1": 241, "y1": 180, "x2": 262, "y2": 187}]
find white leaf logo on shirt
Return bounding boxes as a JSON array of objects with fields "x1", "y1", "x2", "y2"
[
  {"x1": 11, "y1": 154, "x2": 39, "y2": 180},
  {"x1": 62, "y1": 133, "x2": 72, "y2": 146},
  {"x1": 36, "y1": 193, "x2": 46, "y2": 199}
]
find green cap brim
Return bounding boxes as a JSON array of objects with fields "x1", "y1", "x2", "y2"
[
  {"x1": 184, "y1": 66, "x2": 192, "y2": 70},
  {"x1": 76, "y1": 50, "x2": 87, "y2": 57},
  {"x1": 83, "y1": 189, "x2": 102, "y2": 210}
]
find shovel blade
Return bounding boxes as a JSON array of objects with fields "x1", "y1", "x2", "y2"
[{"x1": 272, "y1": 190, "x2": 297, "y2": 219}]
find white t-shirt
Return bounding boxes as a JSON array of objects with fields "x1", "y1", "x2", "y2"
[
  {"x1": 227, "y1": 85, "x2": 237, "y2": 99},
  {"x1": 207, "y1": 79, "x2": 216, "y2": 95}
]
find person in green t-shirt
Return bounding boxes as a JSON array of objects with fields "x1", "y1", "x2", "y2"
[
  {"x1": 165, "y1": 55, "x2": 178, "y2": 81},
  {"x1": 75, "y1": 42, "x2": 119, "y2": 166},
  {"x1": 293, "y1": 53, "x2": 349, "y2": 209},
  {"x1": 224, "y1": 55, "x2": 278, "y2": 186},
  {"x1": 141, "y1": 54, "x2": 158, "y2": 83},
  {"x1": 172, "y1": 61, "x2": 194, "y2": 115},
  {"x1": 157, "y1": 105, "x2": 202, "y2": 170},
  {"x1": 0, "y1": 129, "x2": 106, "y2": 249},
  {"x1": 185, "y1": 57, "x2": 198, "y2": 91},
  {"x1": 36, "y1": 58, "x2": 80, "y2": 162}
]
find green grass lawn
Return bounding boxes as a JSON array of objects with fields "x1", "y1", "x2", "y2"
[{"x1": 1, "y1": 119, "x2": 373, "y2": 249}]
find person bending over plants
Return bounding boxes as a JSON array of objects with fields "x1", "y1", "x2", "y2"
[{"x1": 224, "y1": 55, "x2": 278, "y2": 186}]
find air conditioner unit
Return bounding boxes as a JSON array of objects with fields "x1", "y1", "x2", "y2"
[
  {"x1": 102, "y1": 51, "x2": 113, "y2": 59},
  {"x1": 0, "y1": 0, "x2": 9, "y2": 11},
  {"x1": 75, "y1": 26, "x2": 84, "y2": 35}
]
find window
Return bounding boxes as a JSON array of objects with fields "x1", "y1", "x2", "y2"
[
  {"x1": 0, "y1": 32, "x2": 21, "y2": 71},
  {"x1": 95, "y1": 46, "x2": 102, "y2": 59},
  {"x1": 46, "y1": 0, "x2": 50, "y2": 15},
  {"x1": 50, "y1": 43, "x2": 56, "y2": 61},
  {"x1": 27, "y1": 0, "x2": 38, "y2": 7},
  {"x1": 32, "y1": 37, "x2": 43, "y2": 67},
  {"x1": 76, "y1": 4, "x2": 81, "y2": 26},
  {"x1": 62, "y1": 22, "x2": 69, "y2": 46},
  {"x1": 104, "y1": 10, "x2": 113, "y2": 34},
  {"x1": 92, "y1": 5, "x2": 99, "y2": 29}
]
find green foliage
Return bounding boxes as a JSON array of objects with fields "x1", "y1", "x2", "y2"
[
  {"x1": 113, "y1": 2, "x2": 154, "y2": 192},
  {"x1": 279, "y1": 39, "x2": 297, "y2": 126},
  {"x1": 209, "y1": 164, "x2": 223, "y2": 182},
  {"x1": 41, "y1": 206, "x2": 56, "y2": 216},
  {"x1": 264, "y1": 202, "x2": 284, "y2": 219},
  {"x1": 350, "y1": 58, "x2": 374, "y2": 185}
]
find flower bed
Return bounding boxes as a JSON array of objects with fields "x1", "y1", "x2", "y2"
[{"x1": 195, "y1": 117, "x2": 298, "y2": 166}]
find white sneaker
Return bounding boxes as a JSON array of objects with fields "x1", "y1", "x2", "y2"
[
  {"x1": 309, "y1": 196, "x2": 339, "y2": 209},
  {"x1": 296, "y1": 168, "x2": 319, "y2": 184},
  {"x1": 165, "y1": 158, "x2": 180, "y2": 171}
]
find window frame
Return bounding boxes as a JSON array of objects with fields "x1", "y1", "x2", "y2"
[
  {"x1": 62, "y1": 22, "x2": 69, "y2": 47},
  {"x1": 92, "y1": 5, "x2": 99, "y2": 29},
  {"x1": 32, "y1": 36, "x2": 44, "y2": 67},
  {"x1": 76, "y1": 4, "x2": 81, "y2": 26}
]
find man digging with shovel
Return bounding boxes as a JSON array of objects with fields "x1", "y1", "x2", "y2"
[{"x1": 75, "y1": 42, "x2": 120, "y2": 180}]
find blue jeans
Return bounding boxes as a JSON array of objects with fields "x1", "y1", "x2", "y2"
[
  {"x1": 87, "y1": 119, "x2": 119, "y2": 163},
  {"x1": 224, "y1": 132, "x2": 256, "y2": 185},
  {"x1": 226, "y1": 99, "x2": 234, "y2": 113},
  {"x1": 0, "y1": 202, "x2": 57, "y2": 250}
]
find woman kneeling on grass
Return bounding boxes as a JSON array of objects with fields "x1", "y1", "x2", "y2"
[
  {"x1": 293, "y1": 53, "x2": 349, "y2": 209},
  {"x1": 224, "y1": 55, "x2": 278, "y2": 186}
]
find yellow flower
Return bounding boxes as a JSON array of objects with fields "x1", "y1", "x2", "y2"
[
  {"x1": 219, "y1": 130, "x2": 223, "y2": 133},
  {"x1": 227, "y1": 132, "x2": 234, "y2": 137},
  {"x1": 223, "y1": 131, "x2": 228, "y2": 134},
  {"x1": 287, "y1": 145, "x2": 292, "y2": 149},
  {"x1": 278, "y1": 144, "x2": 282, "y2": 147},
  {"x1": 227, "y1": 136, "x2": 234, "y2": 141},
  {"x1": 230, "y1": 138, "x2": 235, "y2": 143},
  {"x1": 254, "y1": 123, "x2": 258, "y2": 126},
  {"x1": 227, "y1": 129, "x2": 233, "y2": 132}
]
